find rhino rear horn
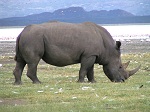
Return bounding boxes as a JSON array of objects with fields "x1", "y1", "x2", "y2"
[
  {"x1": 128, "y1": 65, "x2": 141, "y2": 77},
  {"x1": 123, "y1": 61, "x2": 130, "y2": 69}
]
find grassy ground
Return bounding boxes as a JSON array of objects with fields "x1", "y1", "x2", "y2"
[{"x1": 0, "y1": 52, "x2": 150, "y2": 112}]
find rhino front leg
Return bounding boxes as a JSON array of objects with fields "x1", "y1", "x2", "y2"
[
  {"x1": 78, "y1": 56, "x2": 96, "y2": 83},
  {"x1": 87, "y1": 65, "x2": 96, "y2": 83}
]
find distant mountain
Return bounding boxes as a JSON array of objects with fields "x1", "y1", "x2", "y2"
[{"x1": 0, "y1": 7, "x2": 150, "y2": 26}]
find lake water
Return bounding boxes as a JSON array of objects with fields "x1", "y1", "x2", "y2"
[{"x1": 0, "y1": 24, "x2": 150, "y2": 41}]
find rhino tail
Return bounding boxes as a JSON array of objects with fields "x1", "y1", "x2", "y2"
[{"x1": 14, "y1": 34, "x2": 21, "y2": 61}]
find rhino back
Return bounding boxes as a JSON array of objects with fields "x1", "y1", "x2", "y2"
[{"x1": 18, "y1": 22, "x2": 115, "y2": 66}]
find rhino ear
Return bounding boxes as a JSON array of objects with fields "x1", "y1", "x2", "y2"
[{"x1": 116, "y1": 41, "x2": 121, "y2": 50}]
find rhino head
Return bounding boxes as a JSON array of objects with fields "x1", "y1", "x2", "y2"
[{"x1": 102, "y1": 41, "x2": 140, "y2": 82}]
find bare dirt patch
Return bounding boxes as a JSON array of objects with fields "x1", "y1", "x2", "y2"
[
  {"x1": 0, "y1": 41, "x2": 16, "y2": 57},
  {"x1": 0, "y1": 99, "x2": 26, "y2": 106},
  {"x1": 121, "y1": 40, "x2": 150, "y2": 53}
]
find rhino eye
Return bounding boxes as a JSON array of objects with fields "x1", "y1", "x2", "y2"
[{"x1": 119, "y1": 66, "x2": 123, "y2": 69}]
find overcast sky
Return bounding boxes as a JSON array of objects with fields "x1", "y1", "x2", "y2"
[{"x1": 0, "y1": 0, "x2": 150, "y2": 18}]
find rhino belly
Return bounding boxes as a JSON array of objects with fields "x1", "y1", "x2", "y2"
[{"x1": 42, "y1": 45, "x2": 81, "y2": 67}]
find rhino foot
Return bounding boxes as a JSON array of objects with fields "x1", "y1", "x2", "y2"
[
  {"x1": 32, "y1": 80, "x2": 41, "y2": 84},
  {"x1": 14, "y1": 81, "x2": 22, "y2": 85},
  {"x1": 88, "y1": 80, "x2": 96, "y2": 83},
  {"x1": 77, "y1": 79, "x2": 85, "y2": 83}
]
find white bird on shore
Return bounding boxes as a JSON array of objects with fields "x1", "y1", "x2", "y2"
[{"x1": 146, "y1": 39, "x2": 150, "y2": 42}]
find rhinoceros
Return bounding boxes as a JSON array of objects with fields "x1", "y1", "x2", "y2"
[{"x1": 13, "y1": 21, "x2": 140, "y2": 84}]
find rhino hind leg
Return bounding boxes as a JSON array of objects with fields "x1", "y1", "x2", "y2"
[
  {"x1": 26, "y1": 63, "x2": 41, "y2": 84},
  {"x1": 77, "y1": 56, "x2": 96, "y2": 83},
  {"x1": 13, "y1": 61, "x2": 26, "y2": 85}
]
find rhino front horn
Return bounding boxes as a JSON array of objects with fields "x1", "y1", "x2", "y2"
[{"x1": 128, "y1": 65, "x2": 141, "y2": 77}]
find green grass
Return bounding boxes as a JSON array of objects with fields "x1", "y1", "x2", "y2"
[{"x1": 0, "y1": 53, "x2": 150, "y2": 112}]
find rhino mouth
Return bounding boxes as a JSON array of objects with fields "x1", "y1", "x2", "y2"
[{"x1": 112, "y1": 78, "x2": 125, "y2": 83}]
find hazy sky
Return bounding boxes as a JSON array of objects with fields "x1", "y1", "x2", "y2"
[{"x1": 0, "y1": 0, "x2": 150, "y2": 18}]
